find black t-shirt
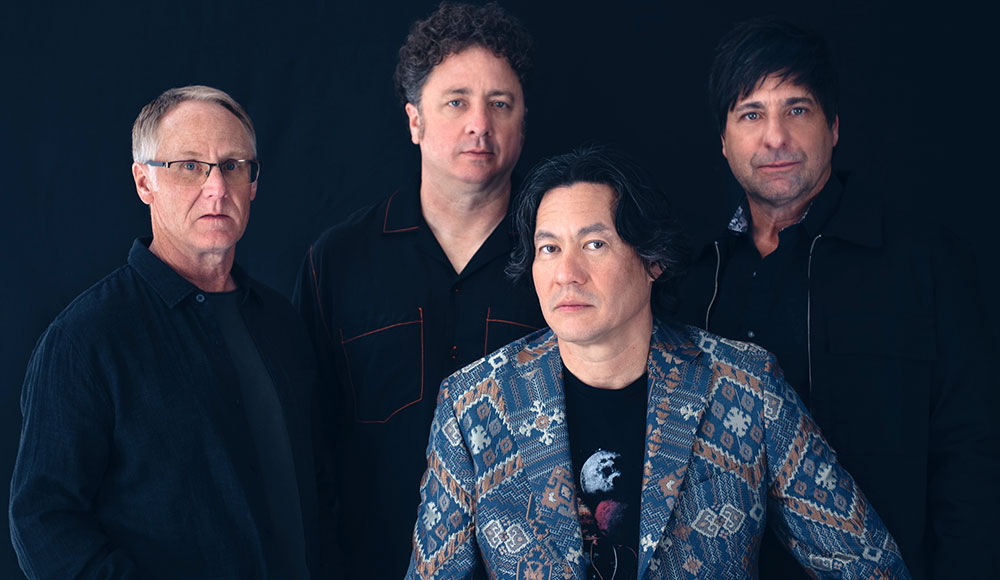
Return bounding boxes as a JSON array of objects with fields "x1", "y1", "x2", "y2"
[
  {"x1": 563, "y1": 363, "x2": 647, "y2": 580},
  {"x1": 211, "y1": 290, "x2": 308, "y2": 580}
]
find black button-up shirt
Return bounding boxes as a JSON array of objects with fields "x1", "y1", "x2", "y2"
[
  {"x1": 9, "y1": 238, "x2": 319, "y2": 579},
  {"x1": 295, "y1": 187, "x2": 545, "y2": 579},
  {"x1": 709, "y1": 177, "x2": 843, "y2": 401}
]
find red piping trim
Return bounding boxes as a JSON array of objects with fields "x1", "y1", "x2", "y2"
[
  {"x1": 342, "y1": 319, "x2": 421, "y2": 344},
  {"x1": 383, "y1": 191, "x2": 419, "y2": 234},
  {"x1": 343, "y1": 308, "x2": 425, "y2": 424}
]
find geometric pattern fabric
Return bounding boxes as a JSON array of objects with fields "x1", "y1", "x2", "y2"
[{"x1": 406, "y1": 321, "x2": 910, "y2": 579}]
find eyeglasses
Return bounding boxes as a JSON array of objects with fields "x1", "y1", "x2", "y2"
[{"x1": 144, "y1": 159, "x2": 261, "y2": 187}]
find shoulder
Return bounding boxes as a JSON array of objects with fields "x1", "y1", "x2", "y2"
[
  {"x1": 674, "y1": 323, "x2": 774, "y2": 367},
  {"x1": 47, "y1": 263, "x2": 148, "y2": 341},
  {"x1": 310, "y1": 192, "x2": 401, "y2": 251},
  {"x1": 440, "y1": 327, "x2": 556, "y2": 400}
]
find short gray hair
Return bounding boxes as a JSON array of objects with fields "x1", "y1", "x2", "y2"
[{"x1": 131, "y1": 85, "x2": 256, "y2": 162}]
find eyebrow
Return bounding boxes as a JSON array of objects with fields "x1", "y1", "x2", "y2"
[
  {"x1": 534, "y1": 222, "x2": 611, "y2": 241},
  {"x1": 171, "y1": 151, "x2": 247, "y2": 160},
  {"x1": 444, "y1": 88, "x2": 517, "y2": 100},
  {"x1": 733, "y1": 95, "x2": 817, "y2": 113}
]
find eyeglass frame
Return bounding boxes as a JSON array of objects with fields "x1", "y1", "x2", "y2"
[{"x1": 142, "y1": 159, "x2": 261, "y2": 185}]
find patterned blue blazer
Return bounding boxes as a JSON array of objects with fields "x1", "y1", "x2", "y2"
[{"x1": 406, "y1": 321, "x2": 910, "y2": 579}]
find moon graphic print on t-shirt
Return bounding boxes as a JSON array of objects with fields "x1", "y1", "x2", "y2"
[
  {"x1": 580, "y1": 450, "x2": 629, "y2": 537},
  {"x1": 563, "y1": 364, "x2": 646, "y2": 580}
]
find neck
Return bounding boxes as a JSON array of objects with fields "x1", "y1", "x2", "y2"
[
  {"x1": 747, "y1": 177, "x2": 828, "y2": 258},
  {"x1": 148, "y1": 239, "x2": 236, "y2": 292},
  {"x1": 557, "y1": 313, "x2": 653, "y2": 390},
  {"x1": 420, "y1": 179, "x2": 511, "y2": 273}
]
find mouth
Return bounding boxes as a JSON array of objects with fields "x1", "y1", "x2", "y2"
[
  {"x1": 199, "y1": 213, "x2": 231, "y2": 222},
  {"x1": 757, "y1": 160, "x2": 800, "y2": 171},
  {"x1": 554, "y1": 301, "x2": 591, "y2": 312},
  {"x1": 461, "y1": 148, "x2": 495, "y2": 157}
]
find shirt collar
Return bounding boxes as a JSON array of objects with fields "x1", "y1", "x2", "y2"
[
  {"x1": 128, "y1": 237, "x2": 256, "y2": 308},
  {"x1": 726, "y1": 173, "x2": 844, "y2": 239},
  {"x1": 382, "y1": 183, "x2": 422, "y2": 234},
  {"x1": 381, "y1": 175, "x2": 523, "y2": 236}
]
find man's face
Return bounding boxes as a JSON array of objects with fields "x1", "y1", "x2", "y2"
[
  {"x1": 532, "y1": 182, "x2": 654, "y2": 349},
  {"x1": 405, "y1": 45, "x2": 525, "y2": 192},
  {"x1": 132, "y1": 100, "x2": 256, "y2": 262},
  {"x1": 722, "y1": 75, "x2": 839, "y2": 210}
]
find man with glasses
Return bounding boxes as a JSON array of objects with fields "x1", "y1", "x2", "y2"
[
  {"x1": 9, "y1": 85, "x2": 318, "y2": 579},
  {"x1": 294, "y1": 3, "x2": 544, "y2": 577}
]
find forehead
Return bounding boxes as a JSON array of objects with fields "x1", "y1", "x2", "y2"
[
  {"x1": 535, "y1": 182, "x2": 617, "y2": 230},
  {"x1": 424, "y1": 45, "x2": 522, "y2": 95},
  {"x1": 156, "y1": 100, "x2": 253, "y2": 155},
  {"x1": 737, "y1": 74, "x2": 815, "y2": 105}
]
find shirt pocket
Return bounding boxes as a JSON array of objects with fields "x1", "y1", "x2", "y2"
[
  {"x1": 340, "y1": 309, "x2": 424, "y2": 423},
  {"x1": 482, "y1": 306, "x2": 542, "y2": 357}
]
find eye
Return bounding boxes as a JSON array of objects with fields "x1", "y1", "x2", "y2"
[
  {"x1": 790, "y1": 107, "x2": 806, "y2": 116},
  {"x1": 491, "y1": 101, "x2": 509, "y2": 109},
  {"x1": 537, "y1": 244, "x2": 558, "y2": 255},
  {"x1": 447, "y1": 99, "x2": 463, "y2": 108},
  {"x1": 221, "y1": 160, "x2": 241, "y2": 172},
  {"x1": 584, "y1": 240, "x2": 606, "y2": 250},
  {"x1": 179, "y1": 161, "x2": 202, "y2": 172},
  {"x1": 741, "y1": 111, "x2": 760, "y2": 121}
]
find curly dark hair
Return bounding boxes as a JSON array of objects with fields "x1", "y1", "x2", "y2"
[
  {"x1": 709, "y1": 17, "x2": 838, "y2": 135},
  {"x1": 394, "y1": 2, "x2": 533, "y2": 107},
  {"x1": 507, "y1": 146, "x2": 689, "y2": 315}
]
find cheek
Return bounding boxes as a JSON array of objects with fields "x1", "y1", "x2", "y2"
[{"x1": 531, "y1": 262, "x2": 545, "y2": 293}]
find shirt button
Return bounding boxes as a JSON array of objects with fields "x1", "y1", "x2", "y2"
[
  {"x1": 746, "y1": 330, "x2": 756, "y2": 339},
  {"x1": 451, "y1": 345, "x2": 458, "y2": 359},
  {"x1": 195, "y1": 294, "x2": 206, "y2": 303},
  {"x1": 751, "y1": 271, "x2": 757, "y2": 278}
]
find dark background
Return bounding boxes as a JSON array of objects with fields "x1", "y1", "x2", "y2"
[{"x1": 0, "y1": 1, "x2": 991, "y2": 576}]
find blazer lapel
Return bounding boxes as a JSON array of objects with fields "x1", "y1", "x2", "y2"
[
  {"x1": 500, "y1": 331, "x2": 585, "y2": 571},
  {"x1": 637, "y1": 322, "x2": 713, "y2": 577}
]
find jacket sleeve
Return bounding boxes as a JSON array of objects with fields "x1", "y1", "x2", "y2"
[
  {"x1": 924, "y1": 236, "x2": 997, "y2": 578},
  {"x1": 291, "y1": 242, "x2": 347, "y2": 577},
  {"x1": 406, "y1": 376, "x2": 482, "y2": 579},
  {"x1": 761, "y1": 354, "x2": 912, "y2": 580},
  {"x1": 8, "y1": 325, "x2": 140, "y2": 579}
]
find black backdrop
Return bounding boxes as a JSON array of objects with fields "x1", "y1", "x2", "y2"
[{"x1": 1, "y1": 1, "x2": 992, "y2": 576}]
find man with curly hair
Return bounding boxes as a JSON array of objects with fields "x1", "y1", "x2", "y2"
[{"x1": 294, "y1": 3, "x2": 544, "y2": 577}]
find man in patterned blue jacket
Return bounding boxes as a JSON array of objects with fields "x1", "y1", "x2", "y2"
[{"x1": 406, "y1": 147, "x2": 909, "y2": 579}]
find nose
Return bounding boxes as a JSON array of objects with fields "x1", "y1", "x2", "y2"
[
  {"x1": 762, "y1": 115, "x2": 790, "y2": 150},
  {"x1": 201, "y1": 163, "x2": 230, "y2": 198},
  {"x1": 553, "y1": 248, "x2": 587, "y2": 286},
  {"x1": 465, "y1": 101, "x2": 492, "y2": 137}
]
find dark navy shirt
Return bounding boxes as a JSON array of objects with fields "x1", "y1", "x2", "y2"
[
  {"x1": 295, "y1": 187, "x2": 545, "y2": 579},
  {"x1": 9, "y1": 238, "x2": 319, "y2": 580}
]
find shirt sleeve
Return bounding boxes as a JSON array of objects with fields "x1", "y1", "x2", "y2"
[
  {"x1": 761, "y1": 353, "x2": 912, "y2": 579},
  {"x1": 406, "y1": 376, "x2": 482, "y2": 579},
  {"x1": 8, "y1": 324, "x2": 140, "y2": 579}
]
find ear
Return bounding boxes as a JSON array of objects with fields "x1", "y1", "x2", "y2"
[
  {"x1": 647, "y1": 262, "x2": 664, "y2": 284},
  {"x1": 249, "y1": 181, "x2": 257, "y2": 202},
  {"x1": 720, "y1": 132, "x2": 728, "y2": 159},
  {"x1": 831, "y1": 114, "x2": 840, "y2": 147},
  {"x1": 132, "y1": 162, "x2": 154, "y2": 206},
  {"x1": 404, "y1": 102, "x2": 422, "y2": 145}
]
